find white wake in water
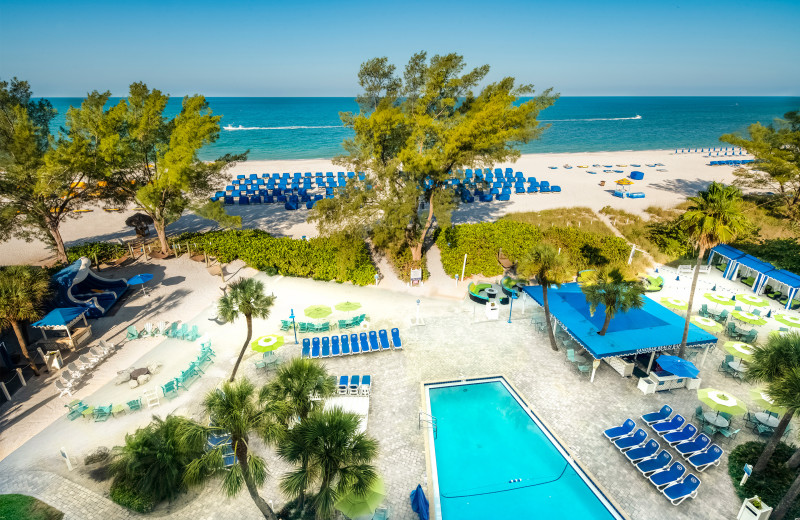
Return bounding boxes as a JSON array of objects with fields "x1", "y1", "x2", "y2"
[
  {"x1": 540, "y1": 115, "x2": 642, "y2": 122},
  {"x1": 223, "y1": 125, "x2": 342, "y2": 130}
]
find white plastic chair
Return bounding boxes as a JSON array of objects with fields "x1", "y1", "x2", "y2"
[{"x1": 54, "y1": 379, "x2": 72, "y2": 397}]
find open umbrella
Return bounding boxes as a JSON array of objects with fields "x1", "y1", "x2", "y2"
[
  {"x1": 735, "y1": 293, "x2": 769, "y2": 309},
  {"x1": 615, "y1": 178, "x2": 634, "y2": 193},
  {"x1": 775, "y1": 314, "x2": 800, "y2": 329},
  {"x1": 661, "y1": 297, "x2": 688, "y2": 311},
  {"x1": 410, "y1": 484, "x2": 429, "y2": 520},
  {"x1": 691, "y1": 316, "x2": 723, "y2": 333},
  {"x1": 304, "y1": 305, "x2": 332, "y2": 319},
  {"x1": 731, "y1": 310, "x2": 767, "y2": 326},
  {"x1": 127, "y1": 273, "x2": 154, "y2": 296},
  {"x1": 250, "y1": 334, "x2": 284, "y2": 353},
  {"x1": 657, "y1": 355, "x2": 699, "y2": 378},
  {"x1": 334, "y1": 478, "x2": 386, "y2": 519},
  {"x1": 704, "y1": 293, "x2": 734, "y2": 307},
  {"x1": 750, "y1": 389, "x2": 787, "y2": 415},
  {"x1": 335, "y1": 301, "x2": 362, "y2": 312},
  {"x1": 723, "y1": 341, "x2": 755, "y2": 362},
  {"x1": 698, "y1": 388, "x2": 748, "y2": 416}
]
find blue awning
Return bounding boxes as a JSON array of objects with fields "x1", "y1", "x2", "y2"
[
  {"x1": 521, "y1": 283, "x2": 717, "y2": 359},
  {"x1": 764, "y1": 269, "x2": 800, "y2": 290},
  {"x1": 709, "y1": 244, "x2": 745, "y2": 262},
  {"x1": 32, "y1": 307, "x2": 88, "y2": 329},
  {"x1": 734, "y1": 254, "x2": 775, "y2": 276}
]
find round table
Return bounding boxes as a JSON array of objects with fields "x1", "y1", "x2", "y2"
[
  {"x1": 703, "y1": 412, "x2": 730, "y2": 428},
  {"x1": 485, "y1": 288, "x2": 498, "y2": 299},
  {"x1": 728, "y1": 360, "x2": 746, "y2": 373},
  {"x1": 755, "y1": 412, "x2": 780, "y2": 428}
]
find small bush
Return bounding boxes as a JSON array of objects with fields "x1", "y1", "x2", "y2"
[
  {"x1": 728, "y1": 441, "x2": 800, "y2": 518},
  {"x1": 66, "y1": 242, "x2": 126, "y2": 264},
  {"x1": 110, "y1": 481, "x2": 156, "y2": 513},
  {"x1": 277, "y1": 497, "x2": 316, "y2": 520},
  {"x1": 84, "y1": 446, "x2": 110, "y2": 465}
]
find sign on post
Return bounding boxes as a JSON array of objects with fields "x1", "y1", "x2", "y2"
[{"x1": 740, "y1": 463, "x2": 752, "y2": 486}]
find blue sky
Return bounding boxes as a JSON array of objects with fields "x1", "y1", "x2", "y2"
[{"x1": 1, "y1": 0, "x2": 799, "y2": 97}]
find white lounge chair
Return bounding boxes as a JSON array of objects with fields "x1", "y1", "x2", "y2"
[
  {"x1": 157, "y1": 321, "x2": 169, "y2": 335},
  {"x1": 144, "y1": 322, "x2": 154, "y2": 337},
  {"x1": 54, "y1": 379, "x2": 72, "y2": 397}
]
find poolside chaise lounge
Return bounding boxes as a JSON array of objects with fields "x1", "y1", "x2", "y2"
[
  {"x1": 675, "y1": 433, "x2": 711, "y2": 458},
  {"x1": 311, "y1": 338, "x2": 320, "y2": 358},
  {"x1": 651, "y1": 415, "x2": 685, "y2": 435},
  {"x1": 350, "y1": 333, "x2": 360, "y2": 354},
  {"x1": 321, "y1": 337, "x2": 331, "y2": 357},
  {"x1": 662, "y1": 474, "x2": 701, "y2": 505},
  {"x1": 349, "y1": 375, "x2": 360, "y2": 395},
  {"x1": 340, "y1": 335, "x2": 350, "y2": 355},
  {"x1": 614, "y1": 429, "x2": 647, "y2": 452},
  {"x1": 663, "y1": 424, "x2": 698, "y2": 447},
  {"x1": 331, "y1": 335, "x2": 341, "y2": 356},
  {"x1": 391, "y1": 328, "x2": 402, "y2": 349},
  {"x1": 360, "y1": 375, "x2": 371, "y2": 396},
  {"x1": 603, "y1": 419, "x2": 636, "y2": 441},
  {"x1": 636, "y1": 450, "x2": 672, "y2": 477},
  {"x1": 687, "y1": 445, "x2": 723, "y2": 472},
  {"x1": 338, "y1": 376, "x2": 348, "y2": 394},
  {"x1": 648, "y1": 462, "x2": 686, "y2": 490},
  {"x1": 302, "y1": 338, "x2": 310, "y2": 358},
  {"x1": 641, "y1": 405, "x2": 672, "y2": 425},
  {"x1": 378, "y1": 329, "x2": 391, "y2": 350},
  {"x1": 359, "y1": 333, "x2": 370, "y2": 353},
  {"x1": 624, "y1": 439, "x2": 660, "y2": 464},
  {"x1": 368, "y1": 331, "x2": 380, "y2": 352}
]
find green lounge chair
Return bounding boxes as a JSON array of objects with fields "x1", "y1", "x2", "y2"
[
  {"x1": 127, "y1": 398, "x2": 142, "y2": 412},
  {"x1": 94, "y1": 405, "x2": 112, "y2": 422},
  {"x1": 167, "y1": 322, "x2": 178, "y2": 338},
  {"x1": 338, "y1": 319, "x2": 349, "y2": 330},
  {"x1": 186, "y1": 325, "x2": 199, "y2": 341},
  {"x1": 175, "y1": 366, "x2": 200, "y2": 390},
  {"x1": 280, "y1": 320, "x2": 291, "y2": 331},
  {"x1": 162, "y1": 380, "x2": 179, "y2": 399},
  {"x1": 319, "y1": 322, "x2": 330, "y2": 332},
  {"x1": 741, "y1": 276, "x2": 755, "y2": 287},
  {"x1": 177, "y1": 323, "x2": 189, "y2": 340},
  {"x1": 298, "y1": 322, "x2": 309, "y2": 333},
  {"x1": 66, "y1": 401, "x2": 88, "y2": 421},
  {"x1": 715, "y1": 263, "x2": 726, "y2": 272},
  {"x1": 126, "y1": 325, "x2": 139, "y2": 341}
]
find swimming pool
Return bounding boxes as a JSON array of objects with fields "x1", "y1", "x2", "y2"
[{"x1": 425, "y1": 378, "x2": 625, "y2": 519}]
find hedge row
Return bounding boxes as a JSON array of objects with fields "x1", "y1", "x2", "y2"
[
  {"x1": 66, "y1": 242, "x2": 127, "y2": 264},
  {"x1": 436, "y1": 220, "x2": 631, "y2": 278},
  {"x1": 175, "y1": 229, "x2": 378, "y2": 286}
]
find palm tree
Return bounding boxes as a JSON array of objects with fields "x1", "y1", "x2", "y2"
[
  {"x1": 217, "y1": 278, "x2": 276, "y2": 381},
  {"x1": 581, "y1": 266, "x2": 645, "y2": 336},
  {"x1": 279, "y1": 407, "x2": 378, "y2": 520},
  {"x1": 766, "y1": 367, "x2": 800, "y2": 520},
  {"x1": 745, "y1": 332, "x2": 800, "y2": 474},
  {"x1": 0, "y1": 266, "x2": 51, "y2": 376},
  {"x1": 181, "y1": 378, "x2": 282, "y2": 520},
  {"x1": 517, "y1": 243, "x2": 570, "y2": 351},
  {"x1": 676, "y1": 182, "x2": 750, "y2": 358}
]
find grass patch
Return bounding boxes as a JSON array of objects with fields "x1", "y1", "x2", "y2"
[
  {"x1": 599, "y1": 206, "x2": 693, "y2": 265},
  {"x1": 0, "y1": 494, "x2": 63, "y2": 520},
  {"x1": 502, "y1": 207, "x2": 614, "y2": 236},
  {"x1": 728, "y1": 441, "x2": 800, "y2": 518}
]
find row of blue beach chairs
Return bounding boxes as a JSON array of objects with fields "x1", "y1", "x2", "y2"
[
  {"x1": 676, "y1": 147, "x2": 744, "y2": 154},
  {"x1": 301, "y1": 329, "x2": 402, "y2": 358},
  {"x1": 603, "y1": 405, "x2": 726, "y2": 506},
  {"x1": 708, "y1": 159, "x2": 755, "y2": 166},
  {"x1": 337, "y1": 374, "x2": 371, "y2": 396}
]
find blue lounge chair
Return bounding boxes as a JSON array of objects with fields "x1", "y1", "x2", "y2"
[
  {"x1": 391, "y1": 328, "x2": 402, "y2": 349},
  {"x1": 311, "y1": 338, "x2": 320, "y2": 359},
  {"x1": 649, "y1": 462, "x2": 686, "y2": 490},
  {"x1": 642, "y1": 405, "x2": 672, "y2": 425},
  {"x1": 675, "y1": 433, "x2": 711, "y2": 458},
  {"x1": 603, "y1": 419, "x2": 636, "y2": 441},
  {"x1": 340, "y1": 335, "x2": 350, "y2": 355},
  {"x1": 368, "y1": 331, "x2": 380, "y2": 352},
  {"x1": 359, "y1": 332, "x2": 369, "y2": 353},
  {"x1": 662, "y1": 474, "x2": 701, "y2": 505},
  {"x1": 636, "y1": 450, "x2": 672, "y2": 477},
  {"x1": 664, "y1": 424, "x2": 697, "y2": 447},
  {"x1": 652, "y1": 415, "x2": 685, "y2": 435},
  {"x1": 378, "y1": 329, "x2": 391, "y2": 350},
  {"x1": 321, "y1": 337, "x2": 330, "y2": 357},
  {"x1": 350, "y1": 333, "x2": 360, "y2": 354},
  {"x1": 331, "y1": 335, "x2": 341, "y2": 356},
  {"x1": 349, "y1": 375, "x2": 360, "y2": 395},
  {"x1": 687, "y1": 445, "x2": 723, "y2": 472},
  {"x1": 301, "y1": 338, "x2": 310, "y2": 358},
  {"x1": 614, "y1": 429, "x2": 647, "y2": 452},
  {"x1": 338, "y1": 375, "x2": 348, "y2": 394},
  {"x1": 625, "y1": 439, "x2": 660, "y2": 464},
  {"x1": 360, "y1": 375, "x2": 371, "y2": 396}
]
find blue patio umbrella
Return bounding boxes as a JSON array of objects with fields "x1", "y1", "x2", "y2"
[
  {"x1": 410, "y1": 484, "x2": 429, "y2": 520},
  {"x1": 127, "y1": 273, "x2": 154, "y2": 296},
  {"x1": 657, "y1": 355, "x2": 699, "y2": 378}
]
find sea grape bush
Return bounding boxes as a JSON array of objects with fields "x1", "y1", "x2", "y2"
[{"x1": 66, "y1": 241, "x2": 127, "y2": 264}]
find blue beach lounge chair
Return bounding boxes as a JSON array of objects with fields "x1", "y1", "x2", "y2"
[
  {"x1": 663, "y1": 424, "x2": 698, "y2": 447},
  {"x1": 338, "y1": 376, "x2": 349, "y2": 394},
  {"x1": 302, "y1": 338, "x2": 310, "y2": 358},
  {"x1": 359, "y1": 333, "x2": 369, "y2": 353},
  {"x1": 340, "y1": 335, "x2": 350, "y2": 355},
  {"x1": 652, "y1": 415, "x2": 685, "y2": 435},
  {"x1": 378, "y1": 329, "x2": 391, "y2": 350},
  {"x1": 675, "y1": 433, "x2": 711, "y2": 458},
  {"x1": 368, "y1": 331, "x2": 380, "y2": 352},
  {"x1": 614, "y1": 429, "x2": 647, "y2": 452},
  {"x1": 636, "y1": 450, "x2": 672, "y2": 477},
  {"x1": 604, "y1": 419, "x2": 636, "y2": 441},
  {"x1": 625, "y1": 439, "x2": 660, "y2": 464},
  {"x1": 349, "y1": 375, "x2": 360, "y2": 395},
  {"x1": 649, "y1": 462, "x2": 686, "y2": 490},
  {"x1": 391, "y1": 328, "x2": 402, "y2": 349},
  {"x1": 687, "y1": 445, "x2": 723, "y2": 472},
  {"x1": 321, "y1": 337, "x2": 330, "y2": 358},
  {"x1": 642, "y1": 405, "x2": 673, "y2": 425},
  {"x1": 662, "y1": 474, "x2": 701, "y2": 505},
  {"x1": 311, "y1": 338, "x2": 320, "y2": 359},
  {"x1": 350, "y1": 333, "x2": 360, "y2": 354},
  {"x1": 331, "y1": 335, "x2": 340, "y2": 356},
  {"x1": 360, "y1": 375, "x2": 371, "y2": 396}
]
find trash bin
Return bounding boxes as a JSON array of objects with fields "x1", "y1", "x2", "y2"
[{"x1": 45, "y1": 350, "x2": 63, "y2": 371}]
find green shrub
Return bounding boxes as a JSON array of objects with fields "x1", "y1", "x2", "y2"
[
  {"x1": 388, "y1": 247, "x2": 430, "y2": 282},
  {"x1": 109, "y1": 481, "x2": 156, "y2": 514},
  {"x1": 66, "y1": 242, "x2": 126, "y2": 264},
  {"x1": 727, "y1": 441, "x2": 800, "y2": 518}
]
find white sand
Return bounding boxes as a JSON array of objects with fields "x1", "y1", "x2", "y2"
[{"x1": 0, "y1": 149, "x2": 749, "y2": 267}]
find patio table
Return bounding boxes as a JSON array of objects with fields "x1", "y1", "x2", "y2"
[
  {"x1": 485, "y1": 288, "x2": 498, "y2": 299},
  {"x1": 755, "y1": 412, "x2": 780, "y2": 428},
  {"x1": 728, "y1": 360, "x2": 747, "y2": 373},
  {"x1": 703, "y1": 412, "x2": 730, "y2": 428}
]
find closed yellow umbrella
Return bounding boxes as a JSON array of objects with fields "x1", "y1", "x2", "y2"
[{"x1": 615, "y1": 178, "x2": 634, "y2": 185}]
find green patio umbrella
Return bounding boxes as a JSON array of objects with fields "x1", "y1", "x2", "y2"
[
  {"x1": 731, "y1": 310, "x2": 767, "y2": 326},
  {"x1": 334, "y1": 477, "x2": 386, "y2": 519},
  {"x1": 335, "y1": 301, "x2": 362, "y2": 312},
  {"x1": 750, "y1": 389, "x2": 787, "y2": 415},
  {"x1": 250, "y1": 334, "x2": 284, "y2": 353},
  {"x1": 722, "y1": 341, "x2": 755, "y2": 362},
  {"x1": 704, "y1": 293, "x2": 734, "y2": 307},
  {"x1": 661, "y1": 297, "x2": 688, "y2": 311},
  {"x1": 775, "y1": 314, "x2": 800, "y2": 329},
  {"x1": 735, "y1": 293, "x2": 769, "y2": 308},
  {"x1": 304, "y1": 305, "x2": 333, "y2": 319},
  {"x1": 698, "y1": 388, "x2": 748, "y2": 416},
  {"x1": 691, "y1": 316, "x2": 723, "y2": 333}
]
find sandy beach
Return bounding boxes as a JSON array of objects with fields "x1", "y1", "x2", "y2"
[{"x1": 0, "y1": 149, "x2": 748, "y2": 266}]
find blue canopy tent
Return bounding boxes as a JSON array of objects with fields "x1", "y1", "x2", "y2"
[
  {"x1": 707, "y1": 244, "x2": 745, "y2": 279},
  {"x1": 522, "y1": 283, "x2": 717, "y2": 381},
  {"x1": 31, "y1": 307, "x2": 90, "y2": 347},
  {"x1": 727, "y1": 254, "x2": 775, "y2": 291},
  {"x1": 758, "y1": 269, "x2": 800, "y2": 309}
]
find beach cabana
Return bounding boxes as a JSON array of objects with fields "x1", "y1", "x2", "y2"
[
  {"x1": 727, "y1": 254, "x2": 774, "y2": 290},
  {"x1": 707, "y1": 244, "x2": 745, "y2": 279},
  {"x1": 758, "y1": 269, "x2": 800, "y2": 309},
  {"x1": 522, "y1": 283, "x2": 717, "y2": 383},
  {"x1": 31, "y1": 307, "x2": 92, "y2": 351}
]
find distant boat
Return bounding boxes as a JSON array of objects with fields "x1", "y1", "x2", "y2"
[
  {"x1": 633, "y1": 114, "x2": 642, "y2": 119},
  {"x1": 224, "y1": 125, "x2": 246, "y2": 130}
]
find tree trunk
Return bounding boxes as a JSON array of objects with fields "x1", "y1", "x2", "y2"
[
  {"x1": 237, "y1": 446, "x2": 277, "y2": 520},
  {"x1": 598, "y1": 313, "x2": 613, "y2": 336},
  {"x1": 153, "y1": 219, "x2": 170, "y2": 253},
  {"x1": 410, "y1": 192, "x2": 436, "y2": 263},
  {"x1": 48, "y1": 223, "x2": 68, "y2": 265},
  {"x1": 10, "y1": 321, "x2": 40, "y2": 376},
  {"x1": 772, "y1": 467, "x2": 800, "y2": 520},
  {"x1": 229, "y1": 314, "x2": 253, "y2": 382},
  {"x1": 786, "y1": 447, "x2": 800, "y2": 470},
  {"x1": 754, "y1": 408, "x2": 795, "y2": 474},
  {"x1": 542, "y1": 283, "x2": 558, "y2": 352},
  {"x1": 678, "y1": 247, "x2": 705, "y2": 359}
]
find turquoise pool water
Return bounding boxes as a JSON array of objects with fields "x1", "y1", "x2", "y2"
[{"x1": 426, "y1": 379, "x2": 623, "y2": 519}]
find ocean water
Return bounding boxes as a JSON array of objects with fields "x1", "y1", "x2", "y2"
[{"x1": 45, "y1": 96, "x2": 800, "y2": 161}]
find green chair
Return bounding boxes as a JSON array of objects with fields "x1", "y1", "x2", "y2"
[
  {"x1": 66, "y1": 401, "x2": 88, "y2": 421},
  {"x1": 577, "y1": 363, "x2": 591, "y2": 374},
  {"x1": 720, "y1": 427, "x2": 740, "y2": 441},
  {"x1": 319, "y1": 322, "x2": 330, "y2": 332},
  {"x1": 177, "y1": 323, "x2": 189, "y2": 340},
  {"x1": 280, "y1": 320, "x2": 291, "y2": 331},
  {"x1": 298, "y1": 322, "x2": 309, "y2": 333},
  {"x1": 167, "y1": 322, "x2": 178, "y2": 338},
  {"x1": 127, "y1": 398, "x2": 142, "y2": 412},
  {"x1": 703, "y1": 424, "x2": 719, "y2": 437},
  {"x1": 714, "y1": 310, "x2": 729, "y2": 324},
  {"x1": 186, "y1": 325, "x2": 199, "y2": 341},
  {"x1": 126, "y1": 325, "x2": 139, "y2": 341},
  {"x1": 726, "y1": 321, "x2": 738, "y2": 338},
  {"x1": 338, "y1": 320, "x2": 349, "y2": 330},
  {"x1": 254, "y1": 359, "x2": 267, "y2": 372},
  {"x1": 699, "y1": 304, "x2": 710, "y2": 318},
  {"x1": 162, "y1": 380, "x2": 179, "y2": 399},
  {"x1": 94, "y1": 405, "x2": 112, "y2": 422},
  {"x1": 694, "y1": 406, "x2": 705, "y2": 423},
  {"x1": 751, "y1": 309, "x2": 761, "y2": 316},
  {"x1": 742, "y1": 330, "x2": 757, "y2": 343}
]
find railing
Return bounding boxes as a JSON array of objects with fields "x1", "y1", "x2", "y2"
[{"x1": 419, "y1": 411, "x2": 438, "y2": 439}]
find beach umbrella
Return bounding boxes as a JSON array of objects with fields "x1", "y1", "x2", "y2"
[
  {"x1": 750, "y1": 389, "x2": 787, "y2": 415},
  {"x1": 691, "y1": 316, "x2": 723, "y2": 333},
  {"x1": 731, "y1": 310, "x2": 767, "y2": 326},
  {"x1": 615, "y1": 178, "x2": 634, "y2": 192},
  {"x1": 704, "y1": 293, "x2": 734, "y2": 307},
  {"x1": 660, "y1": 297, "x2": 688, "y2": 311},
  {"x1": 722, "y1": 341, "x2": 755, "y2": 362},
  {"x1": 250, "y1": 334, "x2": 284, "y2": 353},
  {"x1": 410, "y1": 484, "x2": 430, "y2": 520},
  {"x1": 697, "y1": 388, "x2": 748, "y2": 416},
  {"x1": 735, "y1": 293, "x2": 769, "y2": 309},
  {"x1": 127, "y1": 273, "x2": 154, "y2": 296},
  {"x1": 657, "y1": 355, "x2": 699, "y2": 378},
  {"x1": 335, "y1": 301, "x2": 362, "y2": 312},
  {"x1": 334, "y1": 478, "x2": 386, "y2": 519},
  {"x1": 775, "y1": 314, "x2": 800, "y2": 329},
  {"x1": 304, "y1": 305, "x2": 332, "y2": 319}
]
